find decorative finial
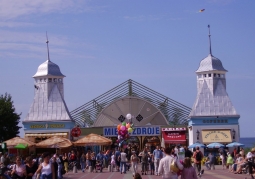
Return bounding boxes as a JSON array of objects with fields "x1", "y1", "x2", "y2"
[
  {"x1": 46, "y1": 32, "x2": 50, "y2": 61},
  {"x1": 208, "y1": 25, "x2": 212, "y2": 55}
]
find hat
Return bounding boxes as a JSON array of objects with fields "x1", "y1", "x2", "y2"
[{"x1": 251, "y1": 148, "x2": 255, "y2": 152}]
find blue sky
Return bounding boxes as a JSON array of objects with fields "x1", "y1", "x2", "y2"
[{"x1": 0, "y1": 0, "x2": 255, "y2": 137}]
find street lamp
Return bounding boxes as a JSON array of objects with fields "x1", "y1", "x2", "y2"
[
  {"x1": 196, "y1": 130, "x2": 200, "y2": 140},
  {"x1": 232, "y1": 129, "x2": 236, "y2": 140}
]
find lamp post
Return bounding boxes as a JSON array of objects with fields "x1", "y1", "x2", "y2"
[
  {"x1": 196, "y1": 130, "x2": 200, "y2": 140},
  {"x1": 232, "y1": 129, "x2": 236, "y2": 140}
]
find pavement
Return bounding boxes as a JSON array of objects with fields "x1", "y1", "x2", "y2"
[{"x1": 63, "y1": 165, "x2": 253, "y2": 179}]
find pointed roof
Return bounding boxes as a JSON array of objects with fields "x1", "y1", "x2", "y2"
[
  {"x1": 196, "y1": 54, "x2": 227, "y2": 72},
  {"x1": 24, "y1": 84, "x2": 72, "y2": 121},
  {"x1": 36, "y1": 136, "x2": 73, "y2": 148},
  {"x1": 189, "y1": 79, "x2": 239, "y2": 117},
  {"x1": 33, "y1": 60, "x2": 65, "y2": 78},
  {"x1": 4, "y1": 137, "x2": 35, "y2": 148},
  {"x1": 73, "y1": 133, "x2": 112, "y2": 146}
]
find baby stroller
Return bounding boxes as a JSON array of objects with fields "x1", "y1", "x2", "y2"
[{"x1": 95, "y1": 161, "x2": 103, "y2": 172}]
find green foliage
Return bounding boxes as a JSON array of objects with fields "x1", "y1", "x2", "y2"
[{"x1": 0, "y1": 93, "x2": 21, "y2": 142}]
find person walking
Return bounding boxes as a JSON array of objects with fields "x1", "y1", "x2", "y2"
[
  {"x1": 11, "y1": 156, "x2": 27, "y2": 179},
  {"x1": 120, "y1": 149, "x2": 127, "y2": 174},
  {"x1": 80, "y1": 153, "x2": 86, "y2": 172},
  {"x1": 192, "y1": 147, "x2": 204, "y2": 177},
  {"x1": 247, "y1": 148, "x2": 255, "y2": 179},
  {"x1": 139, "y1": 148, "x2": 149, "y2": 175},
  {"x1": 153, "y1": 145, "x2": 163, "y2": 176},
  {"x1": 181, "y1": 157, "x2": 198, "y2": 179},
  {"x1": 158, "y1": 147, "x2": 183, "y2": 179},
  {"x1": 25, "y1": 156, "x2": 38, "y2": 179},
  {"x1": 205, "y1": 153, "x2": 215, "y2": 170},
  {"x1": 62, "y1": 153, "x2": 68, "y2": 174},
  {"x1": 115, "y1": 148, "x2": 121, "y2": 172},
  {"x1": 36, "y1": 152, "x2": 55, "y2": 179},
  {"x1": 131, "y1": 151, "x2": 139, "y2": 176}
]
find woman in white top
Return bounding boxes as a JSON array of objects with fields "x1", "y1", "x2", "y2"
[
  {"x1": 158, "y1": 147, "x2": 183, "y2": 179},
  {"x1": 131, "y1": 151, "x2": 139, "y2": 176},
  {"x1": 11, "y1": 156, "x2": 26, "y2": 179},
  {"x1": 36, "y1": 152, "x2": 55, "y2": 179}
]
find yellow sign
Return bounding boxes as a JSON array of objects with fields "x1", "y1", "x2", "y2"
[
  {"x1": 202, "y1": 130, "x2": 232, "y2": 143},
  {"x1": 30, "y1": 124, "x2": 65, "y2": 129}
]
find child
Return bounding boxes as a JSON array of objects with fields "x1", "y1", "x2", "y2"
[{"x1": 110, "y1": 153, "x2": 116, "y2": 172}]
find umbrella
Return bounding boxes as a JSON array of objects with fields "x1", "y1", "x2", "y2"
[
  {"x1": 207, "y1": 142, "x2": 224, "y2": 148},
  {"x1": 4, "y1": 137, "x2": 35, "y2": 148},
  {"x1": 14, "y1": 143, "x2": 28, "y2": 149},
  {"x1": 226, "y1": 142, "x2": 245, "y2": 148},
  {"x1": 188, "y1": 142, "x2": 205, "y2": 148},
  {"x1": 36, "y1": 136, "x2": 73, "y2": 148},
  {"x1": 73, "y1": 133, "x2": 112, "y2": 146}
]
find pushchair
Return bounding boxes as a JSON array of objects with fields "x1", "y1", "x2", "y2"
[{"x1": 95, "y1": 161, "x2": 103, "y2": 172}]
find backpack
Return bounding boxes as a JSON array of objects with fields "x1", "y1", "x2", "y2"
[{"x1": 195, "y1": 151, "x2": 202, "y2": 161}]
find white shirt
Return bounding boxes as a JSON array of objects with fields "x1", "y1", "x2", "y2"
[
  {"x1": 158, "y1": 155, "x2": 183, "y2": 179},
  {"x1": 41, "y1": 163, "x2": 52, "y2": 175},
  {"x1": 120, "y1": 152, "x2": 127, "y2": 162},
  {"x1": 247, "y1": 152, "x2": 255, "y2": 161}
]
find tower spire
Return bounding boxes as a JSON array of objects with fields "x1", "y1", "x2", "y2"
[
  {"x1": 46, "y1": 32, "x2": 50, "y2": 61},
  {"x1": 208, "y1": 25, "x2": 212, "y2": 55}
]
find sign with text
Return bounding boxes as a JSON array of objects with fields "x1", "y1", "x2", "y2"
[
  {"x1": 104, "y1": 126, "x2": 160, "y2": 137},
  {"x1": 30, "y1": 124, "x2": 65, "y2": 129},
  {"x1": 202, "y1": 130, "x2": 232, "y2": 143}
]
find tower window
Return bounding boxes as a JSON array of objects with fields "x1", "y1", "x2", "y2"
[
  {"x1": 54, "y1": 78, "x2": 57, "y2": 82},
  {"x1": 208, "y1": 74, "x2": 211, "y2": 77},
  {"x1": 218, "y1": 74, "x2": 221, "y2": 77},
  {"x1": 44, "y1": 78, "x2": 47, "y2": 82},
  {"x1": 198, "y1": 74, "x2": 202, "y2": 78},
  {"x1": 58, "y1": 79, "x2": 62, "y2": 82},
  {"x1": 203, "y1": 74, "x2": 207, "y2": 78},
  {"x1": 213, "y1": 74, "x2": 216, "y2": 77},
  {"x1": 40, "y1": 78, "x2": 42, "y2": 82},
  {"x1": 48, "y1": 78, "x2": 52, "y2": 82},
  {"x1": 221, "y1": 74, "x2": 225, "y2": 78}
]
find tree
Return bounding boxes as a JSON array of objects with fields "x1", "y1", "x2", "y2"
[{"x1": 0, "y1": 93, "x2": 21, "y2": 142}]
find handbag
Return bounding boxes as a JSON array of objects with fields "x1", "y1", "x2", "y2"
[{"x1": 170, "y1": 160, "x2": 179, "y2": 173}]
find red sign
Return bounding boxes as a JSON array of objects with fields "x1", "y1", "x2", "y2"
[
  {"x1": 71, "y1": 127, "x2": 81, "y2": 137},
  {"x1": 162, "y1": 131, "x2": 186, "y2": 144}
]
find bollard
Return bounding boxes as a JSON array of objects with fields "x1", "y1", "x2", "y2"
[
  {"x1": 89, "y1": 166, "x2": 92, "y2": 173},
  {"x1": 108, "y1": 165, "x2": 111, "y2": 172},
  {"x1": 73, "y1": 166, "x2": 77, "y2": 173}
]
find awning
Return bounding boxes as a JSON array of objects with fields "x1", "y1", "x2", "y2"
[
  {"x1": 162, "y1": 131, "x2": 186, "y2": 144},
  {"x1": 202, "y1": 130, "x2": 232, "y2": 143},
  {"x1": 25, "y1": 133, "x2": 68, "y2": 137}
]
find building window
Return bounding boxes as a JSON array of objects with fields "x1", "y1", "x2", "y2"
[
  {"x1": 40, "y1": 78, "x2": 42, "y2": 82},
  {"x1": 44, "y1": 78, "x2": 47, "y2": 82},
  {"x1": 221, "y1": 74, "x2": 225, "y2": 78},
  {"x1": 203, "y1": 74, "x2": 207, "y2": 78},
  {"x1": 208, "y1": 74, "x2": 211, "y2": 77},
  {"x1": 198, "y1": 74, "x2": 202, "y2": 78},
  {"x1": 213, "y1": 73, "x2": 216, "y2": 77},
  {"x1": 54, "y1": 78, "x2": 57, "y2": 82},
  {"x1": 58, "y1": 79, "x2": 62, "y2": 82},
  {"x1": 218, "y1": 74, "x2": 221, "y2": 77},
  {"x1": 48, "y1": 78, "x2": 52, "y2": 82}
]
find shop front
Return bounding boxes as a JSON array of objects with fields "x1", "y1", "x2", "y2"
[
  {"x1": 162, "y1": 127, "x2": 187, "y2": 147},
  {"x1": 103, "y1": 125, "x2": 161, "y2": 152},
  {"x1": 23, "y1": 121, "x2": 75, "y2": 143}
]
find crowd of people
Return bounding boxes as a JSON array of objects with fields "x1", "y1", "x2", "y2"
[{"x1": 0, "y1": 145, "x2": 254, "y2": 179}]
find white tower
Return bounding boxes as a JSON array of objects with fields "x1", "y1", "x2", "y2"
[
  {"x1": 188, "y1": 25, "x2": 240, "y2": 146},
  {"x1": 24, "y1": 36, "x2": 72, "y2": 122},
  {"x1": 190, "y1": 25, "x2": 238, "y2": 116}
]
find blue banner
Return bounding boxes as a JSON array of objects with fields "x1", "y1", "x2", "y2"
[{"x1": 103, "y1": 126, "x2": 160, "y2": 137}]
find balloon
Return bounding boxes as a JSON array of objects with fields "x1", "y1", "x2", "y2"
[
  {"x1": 128, "y1": 127, "x2": 133, "y2": 133},
  {"x1": 122, "y1": 122, "x2": 126, "y2": 126},
  {"x1": 120, "y1": 125, "x2": 126, "y2": 131},
  {"x1": 126, "y1": 113, "x2": 132, "y2": 120},
  {"x1": 118, "y1": 135, "x2": 121, "y2": 140},
  {"x1": 126, "y1": 123, "x2": 130, "y2": 128},
  {"x1": 119, "y1": 143, "x2": 121, "y2": 147},
  {"x1": 116, "y1": 139, "x2": 119, "y2": 143},
  {"x1": 118, "y1": 130, "x2": 121, "y2": 135},
  {"x1": 117, "y1": 124, "x2": 121, "y2": 131},
  {"x1": 123, "y1": 145, "x2": 127, "y2": 149}
]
